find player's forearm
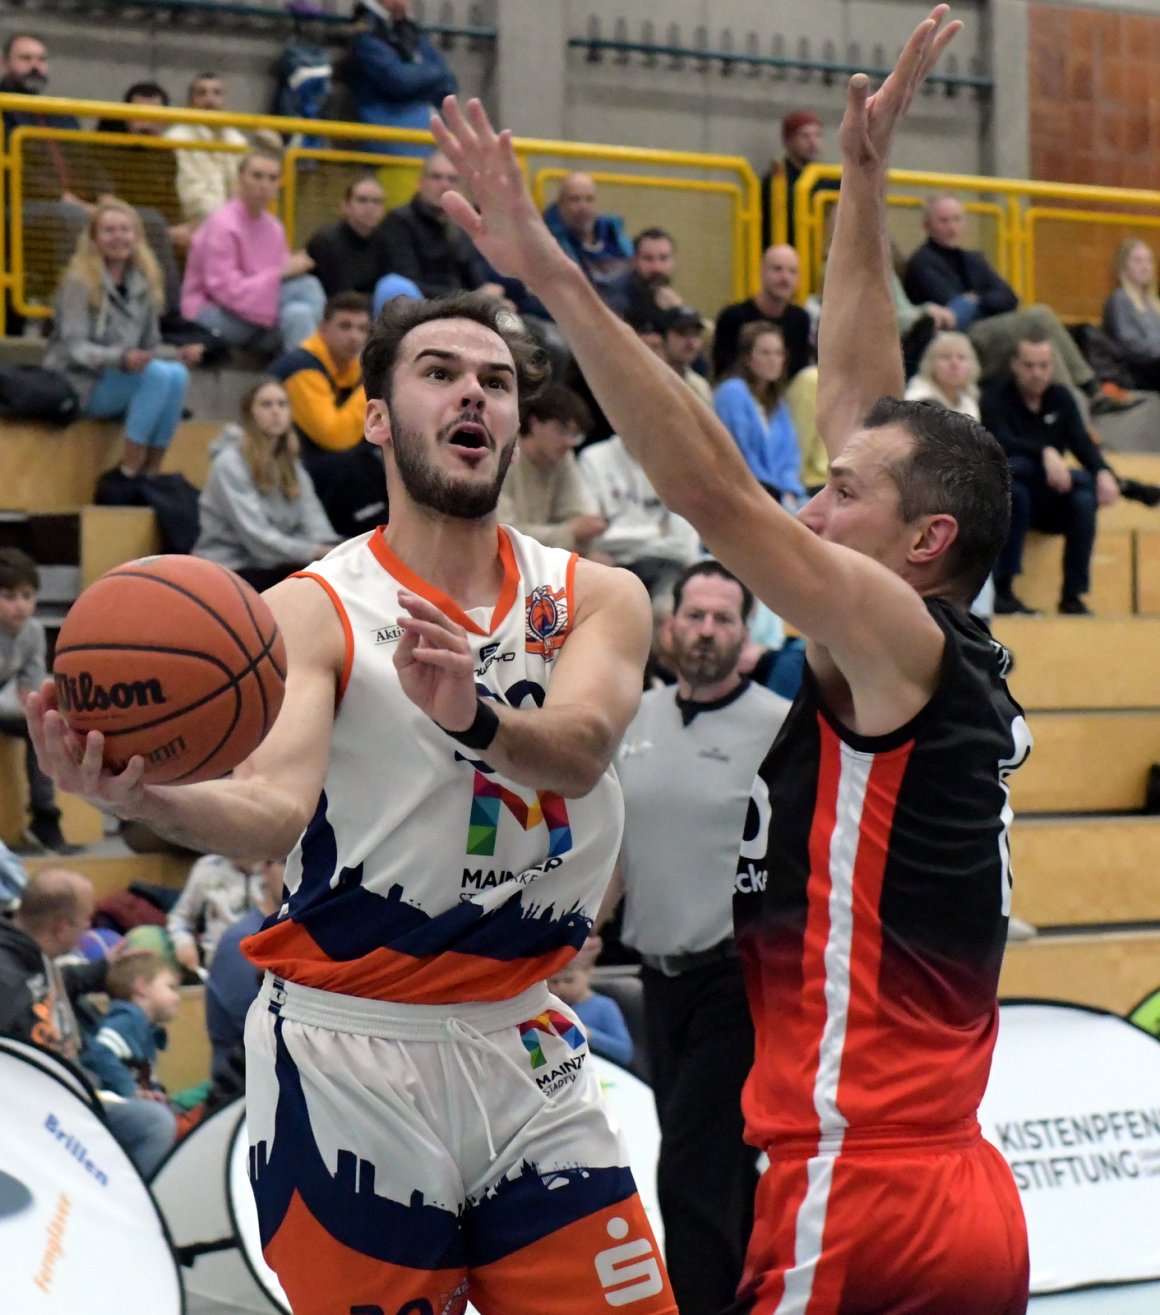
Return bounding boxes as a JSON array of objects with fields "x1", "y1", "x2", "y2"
[
  {"x1": 116, "y1": 777, "x2": 310, "y2": 862},
  {"x1": 816, "y1": 164, "x2": 903, "y2": 453},
  {"x1": 483, "y1": 699, "x2": 620, "y2": 798},
  {"x1": 532, "y1": 261, "x2": 756, "y2": 535}
]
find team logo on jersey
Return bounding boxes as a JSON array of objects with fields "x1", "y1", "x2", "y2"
[
  {"x1": 517, "y1": 1009, "x2": 585, "y2": 1068},
  {"x1": 525, "y1": 584, "x2": 570, "y2": 660},
  {"x1": 466, "y1": 771, "x2": 572, "y2": 858},
  {"x1": 593, "y1": 1217, "x2": 665, "y2": 1305}
]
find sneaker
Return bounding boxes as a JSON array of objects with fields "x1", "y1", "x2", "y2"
[
  {"x1": 1006, "y1": 916, "x2": 1038, "y2": 942},
  {"x1": 23, "y1": 814, "x2": 83, "y2": 857},
  {"x1": 1090, "y1": 383, "x2": 1146, "y2": 415},
  {"x1": 993, "y1": 590, "x2": 1039, "y2": 616},
  {"x1": 1119, "y1": 477, "x2": 1160, "y2": 508},
  {"x1": 1059, "y1": 595, "x2": 1092, "y2": 615}
]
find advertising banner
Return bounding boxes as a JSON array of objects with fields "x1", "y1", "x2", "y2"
[
  {"x1": 0, "y1": 1048, "x2": 181, "y2": 1313},
  {"x1": 981, "y1": 1002, "x2": 1160, "y2": 1294}
]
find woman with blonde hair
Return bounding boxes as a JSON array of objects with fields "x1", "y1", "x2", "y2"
[
  {"x1": 43, "y1": 198, "x2": 200, "y2": 476},
  {"x1": 1103, "y1": 238, "x2": 1160, "y2": 389},
  {"x1": 713, "y1": 320, "x2": 805, "y2": 506},
  {"x1": 193, "y1": 377, "x2": 339, "y2": 591},
  {"x1": 904, "y1": 330, "x2": 981, "y2": 419}
]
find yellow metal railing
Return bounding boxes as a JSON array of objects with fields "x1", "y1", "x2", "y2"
[
  {"x1": 0, "y1": 93, "x2": 762, "y2": 328},
  {"x1": 793, "y1": 162, "x2": 1160, "y2": 322}
]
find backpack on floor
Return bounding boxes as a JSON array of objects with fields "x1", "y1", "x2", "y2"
[
  {"x1": 0, "y1": 365, "x2": 80, "y2": 425},
  {"x1": 95, "y1": 468, "x2": 202, "y2": 556}
]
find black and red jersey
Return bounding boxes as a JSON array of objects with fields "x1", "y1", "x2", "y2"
[{"x1": 735, "y1": 597, "x2": 1031, "y2": 1146}]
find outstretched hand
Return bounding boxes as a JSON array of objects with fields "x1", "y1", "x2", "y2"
[
  {"x1": 430, "y1": 97, "x2": 571, "y2": 292},
  {"x1": 838, "y1": 5, "x2": 961, "y2": 171},
  {"x1": 394, "y1": 590, "x2": 480, "y2": 734}
]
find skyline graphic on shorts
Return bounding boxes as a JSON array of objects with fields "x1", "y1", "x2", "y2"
[{"x1": 467, "y1": 771, "x2": 572, "y2": 859}]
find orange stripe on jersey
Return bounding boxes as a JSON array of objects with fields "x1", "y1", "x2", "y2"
[
  {"x1": 243, "y1": 918, "x2": 577, "y2": 1005},
  {"x1": 293, "y1": 570, "x2": 355, "y2": 705},
  {"x1": 368, "y1": 524, "x2": 519, "y2": 636}
]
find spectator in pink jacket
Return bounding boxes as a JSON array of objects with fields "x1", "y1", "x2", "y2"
[{"x1": 181, "y1": 146, "x2": 325, "y2": 356}]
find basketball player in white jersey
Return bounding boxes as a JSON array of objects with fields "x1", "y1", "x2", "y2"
[
  {"x1": 28, "y1": 293, "x2": 678, "y2": 1313},
  {"x1": 429, "y1": 8, "x2": 1031, "y2": 1314}
]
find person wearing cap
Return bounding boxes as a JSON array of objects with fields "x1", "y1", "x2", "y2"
[
  {"x1": 659, "y1": 305, "x2": 712, "y2": 406},
  {"x1": 760, "y1": 108, "x2": 841, "y2": 251},
  {"x1": 346, "y1": 0, "x2": 458, "y2": 158}
]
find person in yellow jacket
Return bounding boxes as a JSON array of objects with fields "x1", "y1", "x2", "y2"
[{"x1": 268, "y1": 291, "x2": 385, "y2": 538}]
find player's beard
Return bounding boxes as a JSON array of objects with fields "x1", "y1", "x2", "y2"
[
  {"x1": 673, "y1": 633, "x2": 744, "y2": 689},
  {"x1": 389, "y1": 407, "x2": 517, "y2": 520}
]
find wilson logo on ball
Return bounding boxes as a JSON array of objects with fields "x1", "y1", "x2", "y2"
[{"x1": 55, "y1": 672, "x2": 167, "y2": 714}]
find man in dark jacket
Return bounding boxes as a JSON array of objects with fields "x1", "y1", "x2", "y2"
[
  {"x1": 0, "y1": 867, "x2": 176, "y2": 1177},
  {"x1": 905, "y1": 194, "x2": 1138, "y2": 415},
  {"x1": 347, "y1": 0, "x2": 457, "y2": 158},
  {"x1": 981, "y1": 331, "x2": 1122, "y2": 616},
  {"x1": 305, "y1": 175, "x2": 404, "y2": 299},
  {"x1": 381, "y1": 151, "x2": 508, "y2": 301}
]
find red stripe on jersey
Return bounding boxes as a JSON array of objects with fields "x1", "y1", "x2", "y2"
[{"x1": 242, "y1": 919, "x2": 576, "y2": 1005}]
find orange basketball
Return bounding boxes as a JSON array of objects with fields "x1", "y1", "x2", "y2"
[{"x1": 53, "y1": 556, "x2": 287, "y2": 785}]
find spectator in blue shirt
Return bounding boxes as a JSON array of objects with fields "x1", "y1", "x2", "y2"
[
  {"x1": 713, "y1": 321, "x2": 805, "y2": 505},
  {"x1": 548, "y1": 960, "x2": 633, "y2": 1069},
  {"x1": 347, "y1": 0, "x2": 458, "y2": 158}
]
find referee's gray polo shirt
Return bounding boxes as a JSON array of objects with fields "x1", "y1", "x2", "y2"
[{"x1": 617, "y1": 680, "x2": 790, "y2": 957}]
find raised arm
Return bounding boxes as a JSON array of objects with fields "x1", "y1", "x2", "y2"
[
  {"x1": 427, "y1": 9, "x2": 959, "y2": 682},
  {"x1": 816, "y1": 12, "x2": 962, "y2": 456}
]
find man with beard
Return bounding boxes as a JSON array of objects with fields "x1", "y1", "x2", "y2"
[
  {"x1": 27, "y1": 290, "x2": 676, "y2": 1315},
  {"x1": 601, "y1": 559, "x2": 790, "y2": 1315}
]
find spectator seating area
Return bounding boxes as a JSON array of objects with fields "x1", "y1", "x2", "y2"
[{"x1": 2, "y1": 84, "x2": 1159, "y2": 1111}]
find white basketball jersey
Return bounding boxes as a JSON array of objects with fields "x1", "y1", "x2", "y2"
[{"x1": 244, "y1": 526, "x2": 623, "y2": 1005}]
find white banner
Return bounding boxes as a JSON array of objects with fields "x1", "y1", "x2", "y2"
[
  {"x1": 981, "y1": 1002, "x2": 1160, "y2": 1294},
  {"x1": 0, "y1": 1048, "x2": 182, "y2": 1313}
]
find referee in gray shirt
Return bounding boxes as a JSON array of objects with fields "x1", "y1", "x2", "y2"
[{"x1": 601, "y1": 559, "x2": 789, "y2": 1315}]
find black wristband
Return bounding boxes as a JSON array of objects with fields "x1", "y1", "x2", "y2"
[{"x1": 438, "y1": 698, "x2": 499, "y2": 751}]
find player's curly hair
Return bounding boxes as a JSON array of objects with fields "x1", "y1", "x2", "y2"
[{"x1": 361, "y1": 291, "x2": 551, "y2": 416}]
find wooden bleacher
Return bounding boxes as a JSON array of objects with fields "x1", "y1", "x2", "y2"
[{"x1": 3, "y1": 398, "x2": 1159, "y2": 1030}]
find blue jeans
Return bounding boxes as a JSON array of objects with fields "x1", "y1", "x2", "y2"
[
  {"x1": 195, "y1": 274, "x2": 326, "y2": 354},
  {"x1": 104, "y1": 1096, "x2": 177, "y2": 1181},
  {"x1": 85, "y1": 358, "x2": 189, "y2": 449},
  {"x1": 947, "y1": 293, "x2": 983, "y2": 331}
]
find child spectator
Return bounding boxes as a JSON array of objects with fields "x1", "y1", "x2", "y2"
[
  {"x1": 713, "y1": 321, "x2": 805, "y2": 507},
  {"x1": 81, "y1": 951, "x2": 182, "y2": 1102},
  {"x1": 0, "y1": 549, "x2": 80, "y2": 855},
  {"x1": 167, "y1": 851, "x2": 269, "y2": 973},
  {"x1": 42, "y1": 199, "x2": 198, "y2": 478},
  {"x1": 193, "y1": 377, "x2": 340, "y2": 592},
  {"x1": 548, "y1": 959, "x2": 634, "y2": 1069}
]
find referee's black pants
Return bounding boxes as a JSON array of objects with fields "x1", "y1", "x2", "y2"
[{"x1": 642, "y1": 957, "x2": 758, "y2": 1315}]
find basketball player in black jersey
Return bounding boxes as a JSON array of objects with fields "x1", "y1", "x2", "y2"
[{"x1": 432, "y1": 6, "x2": 1031, "y2": 1313}]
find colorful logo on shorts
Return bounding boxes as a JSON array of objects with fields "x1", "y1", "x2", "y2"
[
  {"x1": 518, "y1": 1009, "x2": 585, "y2": 1069},
  {"x1": 525, "y1": 584, "x2": 570, "y2": 660},
  {"x1": 467, "y1": 772, "x2": 572, "y2": 859}
]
